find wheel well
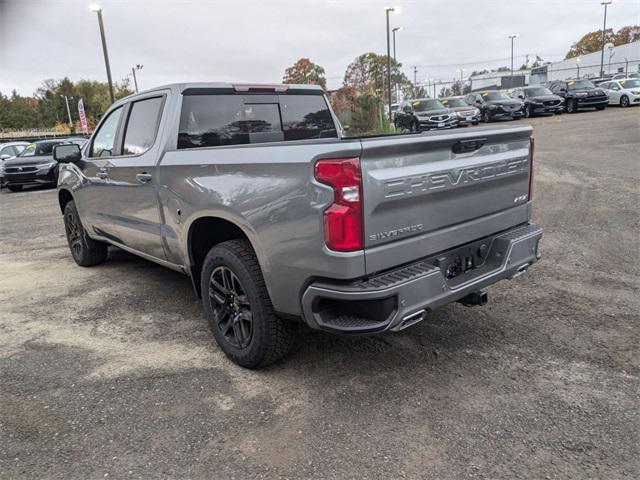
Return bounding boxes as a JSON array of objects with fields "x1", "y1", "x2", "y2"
[
  {"x1": 188, "y1": 217, "x2": 250, "y2": 296},
  {"x1": 58, "y1": 189, "x2": 73, "y2": 215}
]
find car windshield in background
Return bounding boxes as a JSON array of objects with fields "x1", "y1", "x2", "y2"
[
  {"x1": 482, "y1": 92, "x2": 510, "y2": 101},
  {"x1": 412, "y1": 99, "x2": 445, "y2": 111},
  {"x1": 526, "y1": 87, "x2": 553, "y2": 96},
  {"x1": 18, "y1": 142, "x2": 58, "y2": 157},
  {"x1": 567, "y1": 80, "x2": 595, "y2": 90},
  {"x1": 441, "y1": 98, "x2": 467, "y2": 108},
  {"x1": 619, "y1": 79, "x2": 640, "y2": 88}
]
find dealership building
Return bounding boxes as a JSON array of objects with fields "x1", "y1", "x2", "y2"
[{"x1": 469, "y1": 41, "x2": 640, "y2": 90}]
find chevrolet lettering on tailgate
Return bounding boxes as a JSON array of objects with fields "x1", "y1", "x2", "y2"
[{"x1": 383, "y1": 158, "x2": 529, "y2": 198}]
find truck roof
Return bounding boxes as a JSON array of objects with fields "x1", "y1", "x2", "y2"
[{"x1": 114, "y1": 82, "x2": 324, "y2": 105}]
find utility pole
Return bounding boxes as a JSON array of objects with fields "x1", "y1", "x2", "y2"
[
  {"x1": 600, "y1": 0, "x2": 612, "y2": 77},
  {"x1": 89, "y1": 4, "x2": 115, "y2": 103},
  {"x1": 509, "y1": 33, "x2": 519, "y2": 77},
  {"x1": 413, "y1": 66, "x2": 418, "y2": 86},
  {"x1": 385, "y1": 7, "x2": 395, "y2": 118},
  {"x1": 131, "y1": 64, "x2": 143, "y2": 93},
  {"x1": 60, "y1": 95, "x2": 74, "y2": 132}
]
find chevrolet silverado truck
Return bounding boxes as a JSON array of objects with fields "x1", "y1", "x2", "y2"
[{"x1": 53, "y1": 83, "x2": 542, "y2": 368}]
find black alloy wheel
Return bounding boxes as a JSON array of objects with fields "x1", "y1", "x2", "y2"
[{"x1": 209, "y1": 265, "x2": 253, "y2": 349}]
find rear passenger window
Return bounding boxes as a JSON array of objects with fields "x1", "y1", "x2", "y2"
[
  {"x1": 178, "y1": 93, "x2": 336, "y2": 149},
  {"x1": 280, "y1": 96, "x2": 337, "y2": 141},
  {"x1": 123, "y1": 97, "x2": 164, "y2": 155}
]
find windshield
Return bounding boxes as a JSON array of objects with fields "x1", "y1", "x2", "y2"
[
  {"x1": 567, "y1": 80, "x2": 595, "y2": 90},
  {"x1": 441, "y1": 98, "x2": 467, "y2": 108},
  {"x1": 482, "y1": 92, "x2": 510, "y2": 101},
  {"x1": 526, "y1": 87, "x2": 553, "y2": 97},
  {"x1": 18, "y1": 142, "x2": 57, "y2": 157},
  {"x1": 412, "y1": 99, "x2": 445, "y2": 111},
  {"x1": 619, "y1": 79, "x2": 640, "y2": 89}
]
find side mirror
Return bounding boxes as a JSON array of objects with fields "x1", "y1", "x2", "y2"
[
  {"x1": 559, "y1": 88, "x2": 567, "y2": 93},
  {"x1": 518, "y1": 94, "x2": 525, "y2": 99},
  {"x1": 53, "y1": 144, "x2": 81, "y2": 163},
  {"x1": 0, "y1": 154, "x2": 11, "y2": 160}
]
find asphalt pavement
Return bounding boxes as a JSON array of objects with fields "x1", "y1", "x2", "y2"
[{"x1": 1, "y1": 106, "x2": 639, "y2": 479}]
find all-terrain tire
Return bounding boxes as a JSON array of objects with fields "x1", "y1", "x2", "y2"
[
  {"x1": 201, "y1": 239, "x2": 297, "y2": 368},
  {"x1": 63, "y1": 200, "x2": 108, "y2": 267}
]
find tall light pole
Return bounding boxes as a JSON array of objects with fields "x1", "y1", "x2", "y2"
[
  {"x1": 132, "y1": 64, "x2": 143, "y2": 93},
  {"x1": 599, "y1": 0, "x2": 612, "y2": 77},
  {"x1": 385, "y1": 6, "x2": 397, "y2": 118},
  {"x1": 392, "y1": 26, "x2": 402, "y2": 62},
  {"x1": 508, "y1": 33, "x2": 519, "y2": 77},
  {"x1": 392, "y1": 26, "x2": 402, "y2": 103},
  {"x1": 60, "y1": 95, "x2": 74, "y2": 131},
  {"x1": 89, "y1": 4, "x2": 115, "y2": 104},
  {"x1": 576, "y1": 56, "x2": 581, "y2": 78}
]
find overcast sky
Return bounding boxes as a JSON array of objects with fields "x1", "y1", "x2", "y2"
[{"x1": 1, "y1": 0, "x2": 639, "y2": 96}]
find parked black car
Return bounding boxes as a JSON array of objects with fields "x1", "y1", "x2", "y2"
[
  {"x1": 394, "y1": 99, "x2": 458, "y2": 131},
  {"x1": 439, "y1": 96, "x2": 480, "y2": 126},
  {"x1": 2, "y1": 138, "x2": 86, "y2": 192},
  {"x1": 511, "y1": 86, "x2": 564, "y2": 117},
  {"x1": 464, "y1": 91, "x2": 524, "y2": 123},
  {"x1": 548, "y1": 79, "x2": 608, "y2": 113}
]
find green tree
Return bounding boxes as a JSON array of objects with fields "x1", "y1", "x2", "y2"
[
  {"x1": 282, "y1": 58, "x2": 327, "y2": 90},
  {"x1": 343, "y1": 52, "x2": 411, "y2": 102}
]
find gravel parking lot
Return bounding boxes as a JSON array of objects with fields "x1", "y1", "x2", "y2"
[{"x1": 1, "y1": 107, "x2": 638, "y2": 479}]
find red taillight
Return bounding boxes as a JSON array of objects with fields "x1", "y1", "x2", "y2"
[
  {"x1": 528, "y1": 136, "x2": 535, "y2": 200},
  {"x1": 314, "y1": 157, "x2": 363, "y2": 252}
]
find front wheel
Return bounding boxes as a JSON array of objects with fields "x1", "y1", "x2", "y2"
[
  {"x1": 595, "y1": 105, "x2": 606, "y2": 111},
  {"x1": 63, "y1": 200, "x2": 108, "y2": 266},
  {"x1": 566, "y1": 99, "x2": 577, "y2": 113},
  {"x1": 410, "y1": 120, "x2": 419, "y2": 133},
  {"x1": 201, "y1": 239, "x2": 297, "y2": 368},
  {"x1": 524, "y1": 105, "x2": 531, "y2": 118},
  {"x1": 620, "y1": 95, "x2": 629, "y2": 108},
  {"x1": 7, "y1": 185, "x2": 22, "y2": 192},
  {"x1": 482, "y1": 110, "x2": 491, "y2": 123}
]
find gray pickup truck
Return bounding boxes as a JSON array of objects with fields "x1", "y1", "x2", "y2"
[{"x1": 53, "y1": 83, "x2": 542, "y2": 368}]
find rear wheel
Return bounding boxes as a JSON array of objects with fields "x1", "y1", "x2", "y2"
[
  {"x1": 201, "y1": 239, "x2": 296, "y2": 368},
  {"x1": 7, "y1": 185, "x2": 22, "y2": 192},
  {"x1": 63, "y1": 200, "x2": 108, "y2": 266},
  {"x1": 619, "y1": 95, "x2": 629, "y2": 108}
]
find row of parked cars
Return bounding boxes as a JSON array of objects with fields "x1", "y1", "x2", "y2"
[
  {"x1": 0, "y1": 138, "x2": 87, "y2": 192},
  {"x1": 393, "y1": 75, "x2": 639, "y2": 132}
]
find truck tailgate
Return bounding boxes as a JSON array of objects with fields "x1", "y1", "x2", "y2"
[{"x1": 360, "y1": 125, "x2": 533, "y2": 274}]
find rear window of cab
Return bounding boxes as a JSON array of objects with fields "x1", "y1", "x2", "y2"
[{"x1": 177, "y1": 94, "x2": 337, "y2": 149}]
